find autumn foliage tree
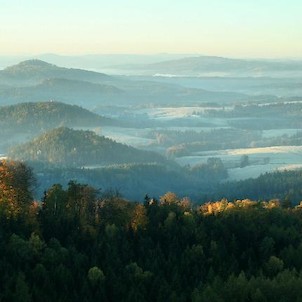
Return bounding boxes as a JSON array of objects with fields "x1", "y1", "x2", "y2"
[
  {"x1": 3, "y1": 159, "x2": 302, "y2": 301},
  {"x1": 0, "y1": 159, "x2": 39, "y2": 237},
  {"x1": 0, "y1": 160, "x2": 35, "y2": 220}
]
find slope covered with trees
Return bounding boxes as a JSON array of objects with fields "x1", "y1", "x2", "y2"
[
  {"x1": 0, "y1": 101, "x2": 111, "y2": 131},
  {"x1": 217, "y1": 169, "x2": 302, "y2": 203},
  {"x1": 0, "y1": 59, "x2": 110, "y2": 85},
  {"x1": 0, "y1": 78, "x2": 124, "y2": 106},
  {"x1": 8, "y1": 127, "x2": 167, "y2": 167},
  {"x1": 1, "y1": 160, "x2": 302, "y2": 301},
  {"x1": 0, "y1": 101, "x2": 114, "y2": 152}
]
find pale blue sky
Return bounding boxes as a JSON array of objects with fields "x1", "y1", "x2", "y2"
[{"x1": 1, "y1": 0, "x2": 301, "y2": 57}]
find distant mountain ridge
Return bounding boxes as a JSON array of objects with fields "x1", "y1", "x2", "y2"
[
  {"x1": 0, "y1": 59, "x2": 274, "y2": 107},
  {"x1": 0, "y1": 76, "x2": 124, "y2": 106},
  {"x1": 0, "y1": 53, "x2": 195, "y2": 70},
  {"x1": 110, "y1": 55, "x2": 302, "y2": 77},
  {"x1": 0, "y1": 60, "x2": 256, "y2": 107}
]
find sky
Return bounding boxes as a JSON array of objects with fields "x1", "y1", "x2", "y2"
[{"x1": 1, "y1": 0, "x2": 301, "y2": 58}]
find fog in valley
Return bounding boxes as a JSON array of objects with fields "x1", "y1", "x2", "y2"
[
  {"x1": 0, "y1": 55, "x2": 301, "y2": 202},
  {"x1": 3, "y1": 0, "x2": 302, "y2": 299}
]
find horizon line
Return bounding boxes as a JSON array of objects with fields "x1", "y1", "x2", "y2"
[{"x1": 0, "y1": 53, "x2": 302, "y2": 61}]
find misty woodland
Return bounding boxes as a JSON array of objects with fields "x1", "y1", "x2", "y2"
[{"x1": 0, "y1": 55, "x2": 301, "y2": 301}]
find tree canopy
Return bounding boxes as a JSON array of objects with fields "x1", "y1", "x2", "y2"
[{"x1": 1, "y1": 160, "x2": 302, "y2": 301}]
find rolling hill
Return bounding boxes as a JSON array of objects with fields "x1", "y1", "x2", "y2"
[
  {"x1": 111, "y1": 55, "x2": 302, "y2": 77},
  {"x1": 0, "y1": 101, "x2": 112, "y2": 130},
  {"x1": 0, "y1": 60, "x2": 259, "y2": 107},
  {"x1": 0, "y1": 101, "x2": 115, "y2": 152},
  {"x1": 0, "y1": 59, "x2": 111, "y2": 85},
  {"x1": 8, "y1": 127, "x2": 167, "y2": 167},
  {"x1": 0, "y1": 76, "x2": 252, "y2": 107},
  {"x1": 0, "y1": 78, "x2": 123, "y2": 106}
]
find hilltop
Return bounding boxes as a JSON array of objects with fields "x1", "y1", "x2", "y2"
[
  {"x1": 0, "y1": 78, "x2": 123, "y2": 106},
  {"x1": 0, "y1": 102, "x2": 114, "y2": 152},
  {"x1": 0, "y1": 60, "x2": 257, "y2": 107},
  {"x1": 0, "y1": 59, "x2": 110, "y2": 85},
  {"x1": 8, "y1": 127, "x2": 167, "y2": 167},
  {"x1": 0, "y1": 60, "x2": 125, "y2": 107},
  {"x1": 0, "y1": 101, "x2": 111, "y2": 131}
]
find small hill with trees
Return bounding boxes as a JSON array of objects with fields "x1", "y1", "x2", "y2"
[
  {"x1": 0, "y1": 78, "x2": 123, "y2": 107},
  {"x1": 8, "y1": 127, "x2": 167, "y2": 167},
  {"x1": 0, "y1": 101, "x2": 112, "y2": 131},
  {"x1": 0, "y1": 59, "x2": 110, "y2": 85}
]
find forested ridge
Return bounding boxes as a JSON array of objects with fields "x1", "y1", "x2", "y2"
[
  {"x1": 9, "y1": 127, "x2": 167, "y2": 167},
  {"x1": 0, "y1": 101, "x2": 111, "y2": 131},
  {"x1": 0, "y1": 60, "x2": 110, "y2": 83},
  {"x1": 2, "y1": 160, "x2": 302, "y2": 301}
]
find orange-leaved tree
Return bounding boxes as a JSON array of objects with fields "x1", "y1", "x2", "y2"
[{"x1": 0, "y1": 160, "x2": 35, "y2": 220}]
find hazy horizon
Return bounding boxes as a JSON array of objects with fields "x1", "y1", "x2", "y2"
[
  {"x1": 2, "y1": 0, "x2": 301, "y2": 58},
  {"x1": 1, "y1": 53, "x2": 302, "y2": 60}
]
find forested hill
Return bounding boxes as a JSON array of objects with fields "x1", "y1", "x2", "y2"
[
  {"x1": 0, "y1": 101, "x2": 112, "y2": 131},
  {"x1": 0, "y1": 59, "x2": 110, "y2": 84},
  {"x1": 8, "y1": 127, "x2": 167, "y2": 167},
  {"x1": 0, "y1": 78, "x2": 124, "y2": 106},
  {"x1": 2, "y1": 159, "x2": 302, "y2": 301}
]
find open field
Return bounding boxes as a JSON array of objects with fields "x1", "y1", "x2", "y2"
[
  {"x1": 176, "y1": 145, "x2": 302, "y2": 180},
  {"x1": 93, "y1": 103, "x2": 302, "y2": 181}
]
